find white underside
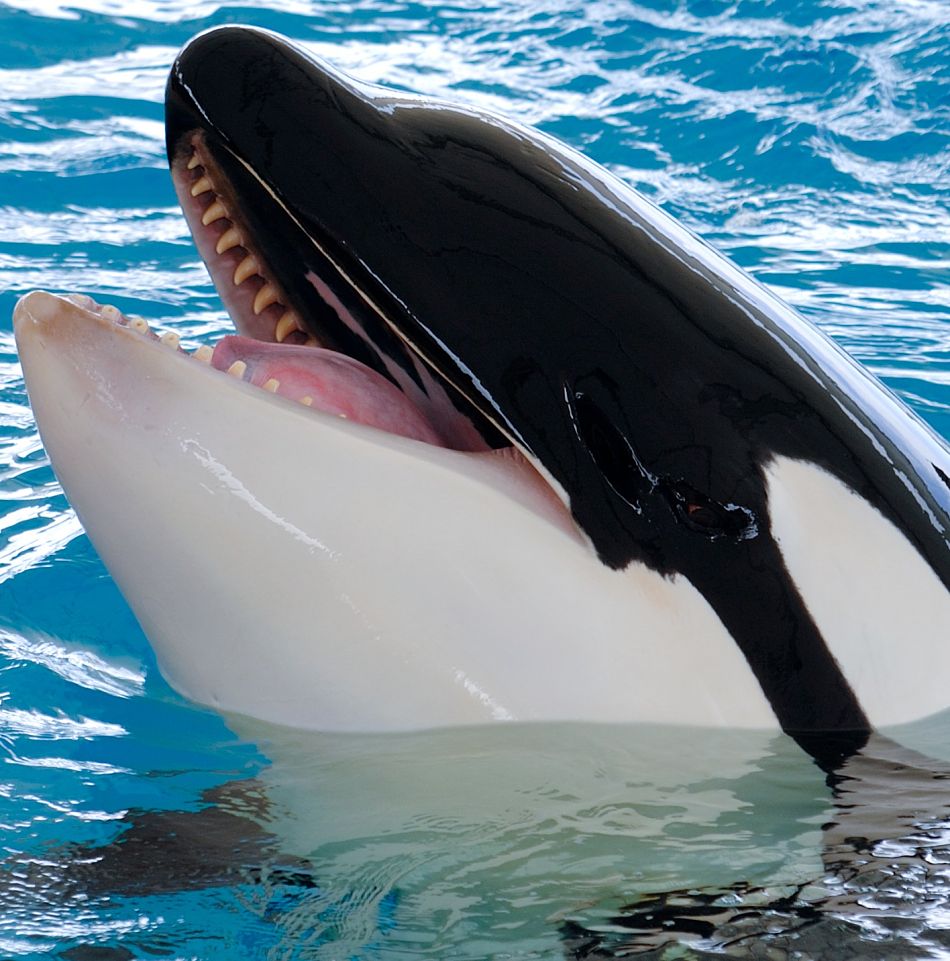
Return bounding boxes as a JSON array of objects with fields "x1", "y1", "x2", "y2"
[{"x1": 15, "y1": 292, "x2": 776, "y2": 732}]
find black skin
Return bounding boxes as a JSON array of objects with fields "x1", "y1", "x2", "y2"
[{"x1": 164, "y1": 27, "x2": 950, "y2": 749}]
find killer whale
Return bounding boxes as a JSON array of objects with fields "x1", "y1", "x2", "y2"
[{"x1": 12, "y1": 26, "x2": 950, "y2": 755}]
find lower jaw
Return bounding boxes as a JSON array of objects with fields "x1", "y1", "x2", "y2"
[
  {"x1": 63, "y1": 293, "x2": 458, "y2": 447},
  {"x1": 23, "y1": 289, "x2": 578, "y2": 542}
]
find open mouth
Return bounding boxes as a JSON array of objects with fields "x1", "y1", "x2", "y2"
[{"x1": 159, "y1": 132, "x2": 486, "y2": 451}]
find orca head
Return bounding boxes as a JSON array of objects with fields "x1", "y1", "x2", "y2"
[
  {"x1": 164, "y1": 26, "x2": 950, "y2": 741},
  {"x1": 164, "y1": 25, "x2": 950, "y2": 739}
]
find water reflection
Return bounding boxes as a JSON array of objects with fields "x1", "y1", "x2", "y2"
[{"x1": 13, "y1": 720, "x2": 950, "y2": 958}]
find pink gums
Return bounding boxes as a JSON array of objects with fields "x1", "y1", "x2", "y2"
[{"x1": 212, "y1": 336, "x2": 446, "y2": 446}]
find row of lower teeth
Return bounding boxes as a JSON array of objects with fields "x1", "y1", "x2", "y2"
[
  {"x1": 73, "y1": 294, "x2": 321, "y2": 411},
  {"x1": 188, "y1": 148, "x2": 314, "y2": 346},
  {"x1": 221, "y1": 359, "x2": 315, "y2": 408},
  {"x1": 68, "y1": 294, "x2": 201, "y2": 358}
]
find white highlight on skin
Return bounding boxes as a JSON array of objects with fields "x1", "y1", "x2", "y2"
[
  {"x1": 182, "y1": 439, "x2": 338, "y2": 560},
  {"x1": 453, "y1": 669, "x2": 515, "y2": 721},
  {"x1": 766, "y1": 456, "x2": 950, "y2": 727}
]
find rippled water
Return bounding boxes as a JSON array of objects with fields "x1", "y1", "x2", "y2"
[{"x1": 1, "y1": 0, "x2": 949, "y2": 958}]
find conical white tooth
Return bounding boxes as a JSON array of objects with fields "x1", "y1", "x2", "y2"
[
  {"x1": 67, "y1": 293, "x2": 96, "y2": 310},
  {"x1": 216, "y1": 226, "x2": 242, "y2": 255},
  {"x1": 274, "y1": 311, "x2": 299, "y2": 343},
  {"x1": 160, "y1": 331, "x2": 180, "y2": 349},
  {"x1": 190, "y1": 176, "x2": 213, "y2": 196},
  {"x1": 263, "y1": 378, "x2": 280, "y2": 393},
  {"x1": 303, "y1": 336, "x2": 319, "y2": 347},
  {"x1": 253, "y1": 284, "x2": 279, "y2": 315},
  {"x1": 233, "y1": 255, "x2": 259, "y2": 285},
  {"x1": 227, "y1": 360, "x2": 247, "y2": 378},
  {"x1": 101, "y1": 305, "x2": 122, "y2": 322},
  {"x1": 194, "y1": 345, "x2": 214, "y2": 363},
  {"x1": 201, "y1": 200, "x2": 228, "y2": 226},
  {"x1": 300, "y1": 396, "x2": 313, "y2": 407},
  {"x1": 187, "y1": 152, "x2": 202, "y2": 170}
]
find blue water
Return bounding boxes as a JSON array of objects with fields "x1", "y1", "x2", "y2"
[{"x1": 1, "y1": 0, "x2": 949, "y2": 958}]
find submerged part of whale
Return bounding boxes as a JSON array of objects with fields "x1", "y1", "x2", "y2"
[
  {"x1": 13, "y1": 26, "x2": 950, "y2": 745},
  {"x1": 7, "y1": 725, "x2": 950, "y2": 959},
  {"x1": 566, "y1": 730, "x2": 950, "y2": 958}
]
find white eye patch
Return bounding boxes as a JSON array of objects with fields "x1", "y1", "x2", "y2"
[{"x1": 766, "y1": 456, "x2": 950, "y2": 728}]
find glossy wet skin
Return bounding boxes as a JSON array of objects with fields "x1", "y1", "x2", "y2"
[{"x1": 163, "y1": 26, "x2": 950, "y2": 745}]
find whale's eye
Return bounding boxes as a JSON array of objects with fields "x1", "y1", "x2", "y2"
[
  {"x1": 569, "y1": 390, "x2": 758, "y2": 542},
  {"x1": 685, "y1": 502, "x2": 719, "y2": 528},
  {"x1": 669, "y1": 482, "x2": 758, "y2": 541}
]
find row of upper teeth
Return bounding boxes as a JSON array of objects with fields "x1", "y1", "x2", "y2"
[
  {"x1": 187, "y1": 150, "x2": 314, "y2": 345},
  {"x1": 70, "y1": 295, "x2": 321, "y2": 410}
]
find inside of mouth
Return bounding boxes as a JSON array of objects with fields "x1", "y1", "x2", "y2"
[{"x1": 169, "y1": 138, "x2": 467, "y2": 448}]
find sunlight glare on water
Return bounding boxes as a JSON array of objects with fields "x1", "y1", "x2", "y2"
[{"x1": 0, "y1": 0, "x2": 949, "y2": 958}]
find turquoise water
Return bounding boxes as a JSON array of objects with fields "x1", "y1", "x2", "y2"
[{"x1": 1, "y1": 0, "x2": 949, "y2": 958}]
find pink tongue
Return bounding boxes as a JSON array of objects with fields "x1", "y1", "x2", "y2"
[{"x1": 212, "y1": 336, "x2": 445, "y2": 446}]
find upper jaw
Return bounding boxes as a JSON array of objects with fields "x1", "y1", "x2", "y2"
[
  {"x1": 164, "y1": 33, "x2": 418, "y2": 378},
  {"x1": 167, "y1": 117, "x2": 513, "y2": 455},
  {"x1": 169, "y1": 132, "x2": 313, "y2": 348},
  {"x1": 168, "y1": 129, "x2": 501, "y2": 452}
]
